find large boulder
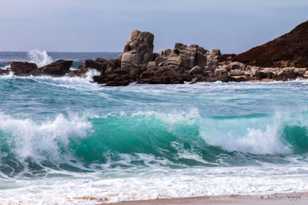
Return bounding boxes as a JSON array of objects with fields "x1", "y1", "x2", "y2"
[
  {"x1": 39, "y1": 60, "x2": 73, "y2": 76},
  {"x1": 121, "y1": 30, "x2": 154, "y2": 69},
  {"x1": 10, "y1": 62, "x2": 38, "y2": 76},
  {"x1": 236, "y1": 21, "x2": 308, "y2": 67}
]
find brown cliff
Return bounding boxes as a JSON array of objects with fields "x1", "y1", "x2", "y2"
[{"x1": 236, "y1": 21, "x2": 308, "y2": 67}]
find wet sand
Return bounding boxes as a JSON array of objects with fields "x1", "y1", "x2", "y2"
[{"x1": 100, "y1": 193, "x2": 308, "y2": 205}]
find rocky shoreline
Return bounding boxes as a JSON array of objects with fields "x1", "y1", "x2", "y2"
[{"x1": 1, "y1": 21, "x2": 308, "y2": 86}]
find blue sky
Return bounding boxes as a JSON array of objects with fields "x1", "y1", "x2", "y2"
[{"x1": 0, "y1": 0, "x2": 307, "y2": 53}]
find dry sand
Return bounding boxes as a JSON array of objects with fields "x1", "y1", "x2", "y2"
[{"x1": 100, "y1": 193, "x2": 308, "y2": 205}]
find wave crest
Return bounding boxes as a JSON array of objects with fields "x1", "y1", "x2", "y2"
[
  {"x1": 1, "y1": 110, "x2": 308, "y2": 176},
  {"x1": 0, "y1": 113, "x2": 92, "y2": 161}
]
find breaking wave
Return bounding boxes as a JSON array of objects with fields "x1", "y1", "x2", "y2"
[{"x1": 1, "y1": 110, "x2": 308, "y2": 177}]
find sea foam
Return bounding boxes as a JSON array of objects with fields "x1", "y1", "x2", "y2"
[{"x1": 0, "y1": 113, "x2": 92, "y2": 161}]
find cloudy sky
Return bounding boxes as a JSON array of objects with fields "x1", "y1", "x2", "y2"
[{"x1": 0, "y1": 0, "x2": 307, "y2": 53}]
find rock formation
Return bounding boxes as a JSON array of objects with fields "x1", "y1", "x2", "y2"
[
  {"x1": 4, "y1": 20, "x2": 308, "y2": 85},
  {"x1": 39, "y1": 60, "x2": 73, "y2": 76},
  {"x1": 121, "y1": 30, "x2": 154, "y2": 67},
  {"x1": 10, "y1": 62, "x2": 38, "y2": 76}
]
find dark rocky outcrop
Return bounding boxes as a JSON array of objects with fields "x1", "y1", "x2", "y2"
[
  {"x1": 0, "y1": 69, "x2": 10, "y2": 75},
  {"x1": 84, "y1": 58, "x2": 111, "y2": 72},
  {"x1": 91, "y1": 58, "x2": 131, "y2": 86},
  {"x1": 10, "y1": 62, "x2": 38, "y2": 76},
  {"x1": 236, "y1": 21, "x2": 308, "y2": 68},
  {"x1": 39, "y1": 60, "x2": 73, "y2": 76}
]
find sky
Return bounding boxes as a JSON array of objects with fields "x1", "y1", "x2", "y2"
[{"x1": 0, "y1": 0, "x2": 308, "y2": 53}]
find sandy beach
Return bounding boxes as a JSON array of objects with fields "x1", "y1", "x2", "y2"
[{"x1": 103, "y1": 193, "x2": 308, "y2": 205}]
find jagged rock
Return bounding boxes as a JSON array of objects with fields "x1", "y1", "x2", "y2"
[
  {"x1": 137, "y1": 42, "x2": 208, "y2": 84},
  {"x1": 275, "y1": 67, "x2": 298, "y2": 81},
  {"x1": 151, "y1": 43, "x2": 209, "y2": 83},
  {"x1": 174, "y1": 43, "x2": 208, "y2": 69},
  {"x1": 40, "y1": 60, "x2": 73, "y2": 76},
  {"x1": 10, "y1": 62, "x2": 38, "y2": 76},
  {"x1": 156, "y1": 53, "x2": 182, "y2": 69},
  {"x1": 236, "y1": 21, "x2": 308, "y2": 67}
]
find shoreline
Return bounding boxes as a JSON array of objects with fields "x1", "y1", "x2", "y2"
[{"x1": 100, "y1": 192, "x2": 308, "y2": 205}]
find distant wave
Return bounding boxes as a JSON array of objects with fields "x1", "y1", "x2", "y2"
[
  {"x1": 0, "y1": 50, "x2": 53, "y2": 68},
  {"x1": 0, "y1": 51, "x2": 120, "y2": 65},
  {"x1": 0, "y1": 68, "x2": 102, "y2": 88}
]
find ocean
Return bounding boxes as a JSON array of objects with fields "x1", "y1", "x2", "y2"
[{"x1": 1, "y1": 51, "x2": 308, "y2": 204}]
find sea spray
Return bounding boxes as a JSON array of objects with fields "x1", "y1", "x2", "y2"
[{"x1": 28, "y1": 50, "x2": 53, "y2": 67}]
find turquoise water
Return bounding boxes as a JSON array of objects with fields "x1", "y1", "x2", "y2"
[
  {"x1": 1, "y1": 52, "x2": 308, "y2": 204},
  {"x1": 2, "y1": 77, "x2": 308, "y2": 177}
]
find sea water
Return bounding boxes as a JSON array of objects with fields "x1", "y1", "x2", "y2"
[{"x1": 1, "y1": 51, "x2": 308, "y2": 204}]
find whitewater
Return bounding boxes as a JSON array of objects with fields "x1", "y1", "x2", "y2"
[{"x1": 1, "y1": 51, "x2": 308, "y2": 204}]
